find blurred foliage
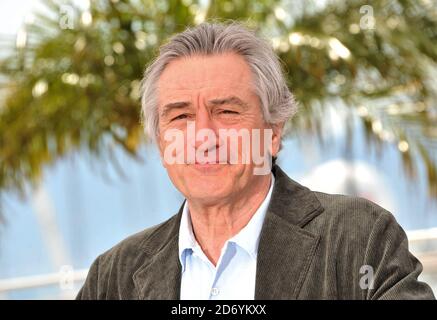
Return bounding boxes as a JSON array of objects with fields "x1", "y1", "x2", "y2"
[{"x1": 0, "y1": 0, "x2": 437, "y2": 207}]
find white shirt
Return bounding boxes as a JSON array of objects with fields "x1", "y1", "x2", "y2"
[{"x1": 178, "y1": 175, "x2": 275, "y2": 300}]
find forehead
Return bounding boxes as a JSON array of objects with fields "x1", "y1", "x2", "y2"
[{"x1": 157, "y1": 53, "x2": 254, "y2": 97}]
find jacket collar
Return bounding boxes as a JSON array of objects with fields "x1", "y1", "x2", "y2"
[{"x1": 132, "y1": 165, "x2": 324, "y2": 299}]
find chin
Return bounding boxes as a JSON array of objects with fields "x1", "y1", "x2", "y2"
[
  {"x1": 184, "y1": 180, "x2": 232, "y2": 201},
  {"x1": 167, "y1": 165, "x2": 245, "y2": 200}
]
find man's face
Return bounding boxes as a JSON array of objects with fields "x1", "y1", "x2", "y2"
[{"x1": 156, "y1": 52, "x2": 282, "y2": 204}]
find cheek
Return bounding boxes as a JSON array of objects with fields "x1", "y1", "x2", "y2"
[
  {"x1": 157, "y1": 138, "x2": 166, "y2": 159},
  {"x1": 166, "y1": 165, "x2": 188, "y2": 189}
]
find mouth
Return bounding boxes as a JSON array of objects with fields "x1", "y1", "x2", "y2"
[
  {"x1": 190, "y1": 160, "x2": 228, "y2": 172},
  {"x1": 194, "y1": 161, "x2": 227, "y2": 165}
]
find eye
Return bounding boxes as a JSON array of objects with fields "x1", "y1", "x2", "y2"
[
  {"x1": 171, "y1": 114, "x2": 188, "y2": 121},
  {"x1": 218, "y1": 109, "x2": 239, "y2": 115}
]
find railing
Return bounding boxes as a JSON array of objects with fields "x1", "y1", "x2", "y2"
[
  {"x1": 407, "y1": 227, "x2": 437, "y2": 242},
  {"x1": 0, "y1": 268, "x2": 88, "y2": 293}
]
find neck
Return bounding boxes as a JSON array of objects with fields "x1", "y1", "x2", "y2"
[{"x1": 187, "y1": 174, "x2": 272, "y2": 266}]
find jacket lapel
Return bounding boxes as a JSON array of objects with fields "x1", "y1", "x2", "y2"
[{"x1": 254, "y1": 166, "x2": 324, "y2": 299}]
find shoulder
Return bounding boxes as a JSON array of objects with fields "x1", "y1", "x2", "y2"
[
  {"x1": 96, "y1": 213, "x2": 180, "y2": 271},
  {"x1": 305, "y1": 192, "x2": 434, "y2": 300},
  {"x1": 308, "y1": 191, "x2": 404, "y2": 266},
  {"x1": 309, "y1": 191, "x2": 400, "y2": 249},
  {"x1": 77, "y1": 213, "x2": 181, "y2": 299},
  {"x1": 313, "y1": 191, "x2": 394, "y2": 226}
]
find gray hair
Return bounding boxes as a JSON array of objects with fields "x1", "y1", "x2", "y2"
[{"x1": 140, "y1": 22, "x2": 297, "y2": 141}]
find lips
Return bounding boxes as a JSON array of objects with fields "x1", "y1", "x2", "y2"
[
  {"x1": 194, "y1": 161, "x2": 226, "y2": 165},
  {"x1": 191, "y1": 159, "x2": 228, "y2": 170}
]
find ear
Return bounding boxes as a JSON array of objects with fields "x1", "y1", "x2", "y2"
[{"x1": 271, "y1": 122, "x2": 284, "y2": 157}]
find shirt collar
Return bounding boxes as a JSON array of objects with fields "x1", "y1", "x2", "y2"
[{"x1": 178, "y1": 174, "x2": 275, "y2": 272}]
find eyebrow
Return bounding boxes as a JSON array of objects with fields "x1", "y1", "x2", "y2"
[
  {"x1": 207, "y1": 96, "x2": 249, "y2": 109},
  {"x1": 160, "y1": 101, "x2": 191, "y2": 119}
]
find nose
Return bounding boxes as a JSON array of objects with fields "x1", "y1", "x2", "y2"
[
  {"x1": 187, "y1": 106, "x2": 220, "y2": 159},
  {"x1": 195, "y1": 106, "x2": 215, "y2": 131}
]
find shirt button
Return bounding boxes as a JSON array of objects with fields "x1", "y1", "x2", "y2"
[{"x1": 211, "y1": 287, "x2": 220, "y2": 296}]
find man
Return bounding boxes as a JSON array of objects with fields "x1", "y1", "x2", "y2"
[{"x1": 77, "y1": 22, "x2": 435, "y2": 300}]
